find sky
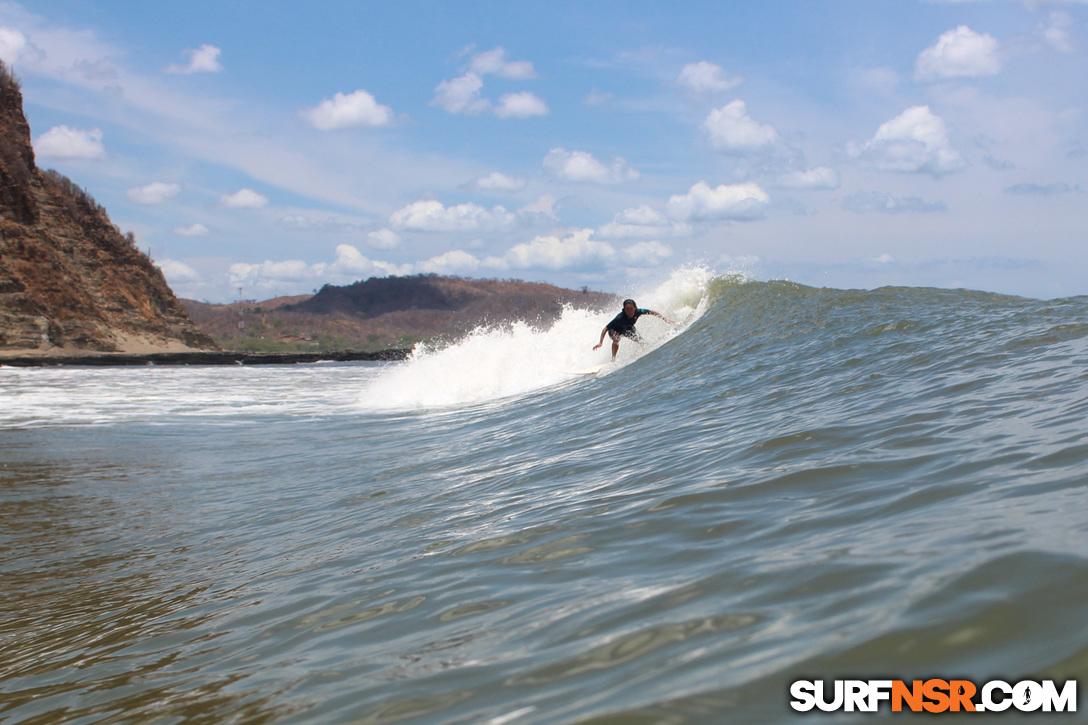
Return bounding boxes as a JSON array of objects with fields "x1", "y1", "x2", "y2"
[{"x1": 4, "y1": 0, "x2": 1088, "y2": 302}]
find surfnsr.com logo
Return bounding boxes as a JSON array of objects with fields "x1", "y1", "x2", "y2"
[{"x1": 790, "y1": 679, "x2": 1077, "y2": 713}]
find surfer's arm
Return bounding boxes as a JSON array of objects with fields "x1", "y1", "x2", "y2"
[
  {"x1": 593, "y1": 326, "x2": 609, "y2": 350},
  {"x1": 649, "y1": 310, "x2": 676, "y2": 325}
]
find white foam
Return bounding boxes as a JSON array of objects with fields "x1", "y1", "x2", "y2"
[
  {"x1": 357, "y1": 267, "x2": 717, "y2": 410},
  {"x1": 0, "y1": 363, "x2": 386, "y2": 427}
]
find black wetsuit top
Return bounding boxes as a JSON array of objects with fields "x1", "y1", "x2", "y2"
[{"x1": 606, "y1": 308, "x2": 649, "y2": 337}]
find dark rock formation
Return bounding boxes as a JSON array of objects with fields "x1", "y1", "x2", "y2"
[
  {"x1": 183, "y1": 276, "x2": 617, "y2": 353},
  {"x1": 287, "y1": 274, "x2": 615, "y2": 330},
  {"x1": 0, "y1": 62, "x2": 218, "y2": 354}
]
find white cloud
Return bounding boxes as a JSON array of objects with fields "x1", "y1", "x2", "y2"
[
  {"x1": 494, "y1": 91, "x2": 548, "y2": 119},
  {"x1": 233, "y1": 259, "x2": 311, "y2": 284},
  {"x1": 418, "y1": 249, "x2": 485, "y2": 275},
  {"x1": 518, "y1": 194, "x2": 558, "y2": 219},
  {"x1": 665, "y1": 181, "x2": 770, "y2": 222},
  {"x1": 164, "y1": 44, "x2": 222, "y2": 74},
  {"x1": 773, "y1": 167, "x2": 841, "y2": 190},
  {"x1": 433, "y1": 72, "x2": 490, "y2": 115},
  {"x1": 326, "y1": 244, "x2": 411, "y2": 279},
  {"x1": 1004, "y1": 182, "x2": 1078, "y2": 195},
  {"x1": 229, "y1": 245, "x2": 412, "y2": 291},
  {"x1": 220, "y1": 188, "x2": 269, "y2": 209},
  {"x1": 846, "y1": 106, "x2": 966, "y2": 176},
  {"x1": 228, "y1": 261, "x2": 299, "y2": 288},
  {"x1": 155, "y1": 259, "x2": 202, "y2": 283},
  {"x1": 126, "y1": 181, "x2": 180, "y2": 205},
  {"x1": 701, "y1": 100, "x2": 782, "y2": 156},
  {"x1": 842, "y1": 191, "x2": 948, "y2": 214},
  {"x1": 391, "y1": 234, "x2": 669, "y2": 277},
  {"x1": 367, "y1": 228, "x2": 401, "y2": 249},
  {"x1": 433, "y1": 48, "x2": 543, "y2": 119},
  {"x1": 503, "y1": 229, "x2": 616, "y2": 270},
  {"x1": 389, "y1": 200, "x2": 517, "y2": 232},
  {"x1": 597, "y1": 205, "x2": 693, "y2": 240},
  {"x1": 622, "y1": 240, "x2": 673, "y2": 268},
  {"x1": 277, "y1": 214, "x2": 317, "y2": 229},
  {"x1": 543, "y1": 147, "x2": 641, "y2": 184},
  {"x1": 0, "y1": 27, "x2": 27, "y2": 64},
  {"x1": 468, "y1": 47, "x2": 537, "y2": 79},
  {"x1": 33, "y1": 126, "x2": 105, "y2": 159},
  {"x1": 173, "y1": 223, "x2": 209, "y2": 236},
  {"x1": 433, "y1": 75, "x2": 546, "y2": 118},
  {"x1": 618, "y1": 205, "x2": 670, "y2": 226},
  {"x1": 276, "y1": 214, "x2": 370, "y2": 233},
  {"x1": 227, "y1": 245, "x2": 503, "y2": 295},
  {"x1": 677, "y1": 61, "x2": 742, "y2": 94},
  {"x1": 915, "y1": 26, "x2": 1001, "y2": 82},
  {"x1": 301, "y1": 89, "x2": 395, "y2": 130},
  {"x1": 466, "y1": 171, "x2": 526, "y2": 192},
  {"x1": 219, "y1": 225, "x2": 669, "y2": 296},
  {"x1": 1038, "y1": 11, "x2": 1075, "y2": 53}
]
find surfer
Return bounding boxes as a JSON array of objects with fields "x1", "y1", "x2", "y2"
[{"x1": 593, "y1": 299, "x2": 674, "y2": 360}]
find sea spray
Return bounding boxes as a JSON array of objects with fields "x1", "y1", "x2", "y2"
[{"x1": 357, "y1": 267, "x2": 721, "y2": 410}]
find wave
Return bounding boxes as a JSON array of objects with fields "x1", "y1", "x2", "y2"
[
  {"x1": 8, "y1": 272, "x2": 1088, "y2": 722},
  {"x1": 356, "y1": 267, "x2": 722, "y2": 410},
  {"x1": 357, "y1": 267, "x2": 1088, "y2": 413}
]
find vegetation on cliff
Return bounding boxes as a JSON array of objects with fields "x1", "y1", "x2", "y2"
[
  {"x1": 0, "y1": 61, "x2": 218, "y2": 354},
  {"x1": 184, "y1": 275, "x2": 617, "y2": 353}
]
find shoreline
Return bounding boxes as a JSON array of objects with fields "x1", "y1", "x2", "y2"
[{"x1": 0, "y1": 349, "x2": 411, "y2": 367}]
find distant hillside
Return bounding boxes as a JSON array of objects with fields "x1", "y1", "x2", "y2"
[
  {"x1": 183, "y1": 275, "x2": 617, "y2": 353},
  {"x1": 0, "y1": 62, "x2": 217, "y2": 355}
]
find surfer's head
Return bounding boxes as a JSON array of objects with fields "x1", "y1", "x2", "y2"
[{"x1": 623, "y1": 298, "x2": 636, "y2": 313}]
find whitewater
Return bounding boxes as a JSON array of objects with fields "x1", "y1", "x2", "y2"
[{"x1": 2, "y1": 268, "x2": 1087, "y2": 723}]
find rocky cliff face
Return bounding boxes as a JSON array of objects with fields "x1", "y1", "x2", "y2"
[{"x1": 0, "y1": 63, "x2": 217, "y2": 354}]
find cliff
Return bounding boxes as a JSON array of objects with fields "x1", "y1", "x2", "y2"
[
  {"x1": 0, "y1": 62, "x2": 217, "y2": 355},
  {"x1": 183, "y1": 276, "x2": 616, "y2": 353},
  {"x1": 289, "y1": 275, "x2": 613, "y2": 323}
]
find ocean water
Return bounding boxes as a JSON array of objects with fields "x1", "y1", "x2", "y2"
[{"x1": 3, "y1": 269, "x2": 1088, "y2": 723}]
